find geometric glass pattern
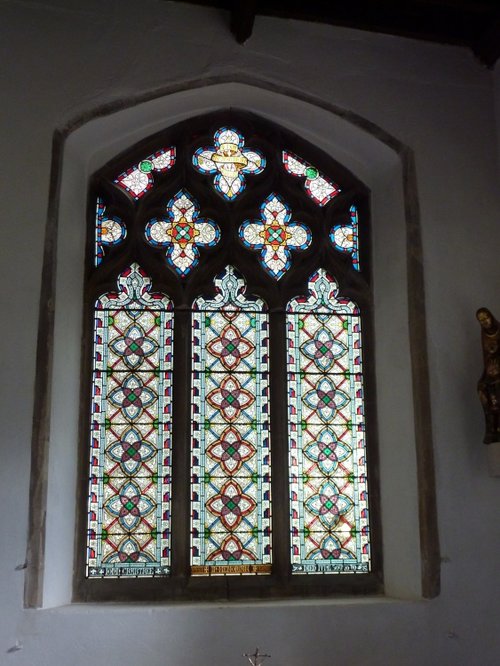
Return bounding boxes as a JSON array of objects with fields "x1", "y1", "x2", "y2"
[
  {"x1": 95, "y1": 197, "x2": 127, "y2": 266},
  {"x1": 282, "y1": 151, "x2": 340, "y2": 207},
  {"x1": 191, "y1": 266, "x2": 272, "y2": 574},
  {"x1": 239, "y1": 194, "x2": 311, "y2": 280},
  {"x1": 87, "y1": 263, "x2": 173, "y2": 577},
  {"x1": 114, "y1": 148, "x2": 176, "y2": 200},
  {"x1": 193, "y1": 127, "x2": 266, "y2": 201},
  {"x1": 145, "y1": 189, "x2": 220, "y2": 277},
  {"x1": 330, "y1": 205, "x2": 360, "y2": 271},
  {"x1": 286, "y1": 269, "x2": 370, "y2": 574}
]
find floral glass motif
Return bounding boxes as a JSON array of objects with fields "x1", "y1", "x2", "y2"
[
  {"x1": 95, "y1": 197, "x2": 127, "y2": 266},
  {"x1": 287, "y1": 269, "x2": 370, "y2": 574},
  {"x1": 115, "y1": 148, "x2": 176, "y2": 200},
  {"x1": 283, "y1": 151, "x2": 340, "y2": 207},
  {"x1": 87, "y1": 263, "x2": 173, "y2": 577},
  {"x1": 191, "y1": 266, "x2": 271, "y2": 574},
  {"x1": 193, "y1": 127, "x2": 265, "y2": 200},
  {"x1": 330, "y1": 205, "x2": 360, "y2": 271},
  {"x1": 145, "y1": 189, "x2": 220, "y2": 277},
  {"x1": 239, "y1": 194, "x2": 311, "y2": 280}
]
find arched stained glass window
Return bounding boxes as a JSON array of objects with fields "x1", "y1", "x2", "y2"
[{"x1": 79, "y1": 112, "x2": 379, "y2": 601}]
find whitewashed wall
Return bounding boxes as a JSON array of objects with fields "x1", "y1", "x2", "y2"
[{"x1": 1, "y1": 1, "x2": 499, "y2": 664}]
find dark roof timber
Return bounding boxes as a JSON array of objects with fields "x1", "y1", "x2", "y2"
[
  {"x1": 172, "y1": 0, "x2": 500, "y2": 67},
  {"x1": 230, "y1": 0, "x2": 256, "y2": 44}
]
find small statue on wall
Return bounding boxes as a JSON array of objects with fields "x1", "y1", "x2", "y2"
[{"x1": 476, "y1": 307, "x2": 500, "y2": 443}]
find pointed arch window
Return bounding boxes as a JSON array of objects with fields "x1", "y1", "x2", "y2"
[{"x1": 77, "y1": 112, "x2": 380, "y2": 601}]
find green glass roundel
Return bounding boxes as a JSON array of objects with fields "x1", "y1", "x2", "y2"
[
  {"x1": 139, "y1": 159, "x2": 154, "y2": 173},
  {"x1": 305, "y1": 166, "x2": 319, "y2": 179}
]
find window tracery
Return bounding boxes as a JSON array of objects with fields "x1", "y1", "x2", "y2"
[{"x1": 81, "y1": 112, "x2": 379, "y2": 599}]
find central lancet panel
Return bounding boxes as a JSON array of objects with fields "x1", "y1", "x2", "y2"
[{"x1": 191, "y1": 266, "x2": 272, "y2": 574}]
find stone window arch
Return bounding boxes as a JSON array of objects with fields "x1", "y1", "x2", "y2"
[{"x1": 26, "y1": 82, "x2": 438, "y2": 608}]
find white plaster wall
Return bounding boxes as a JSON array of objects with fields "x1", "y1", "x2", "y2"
[{"x1": 1, "y1": 1, "x2": 499, "y2": 664}]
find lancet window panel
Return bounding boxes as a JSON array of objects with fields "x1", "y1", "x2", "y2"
[
  {"x1": 79, "y1": 111, "x2": 379, "y2": 601},
  {"x1": 287, "y1": 270, "x2": 370, "y2": 574},
  {"x1": 191, "y1": 267, "x2": 272, "y2": 575},
  {"x1": 87, "y1": 264, "x2": 173, "y2": 578}
]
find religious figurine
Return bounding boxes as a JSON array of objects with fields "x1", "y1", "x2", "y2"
[{"x1": 476, "y1": 307, "x2": 500, "y2": 443}]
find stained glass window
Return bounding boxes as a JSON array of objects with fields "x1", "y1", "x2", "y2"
[
  {"x1": 83, "y1": 113, "x2": 376, "y2": 599},
  {"x1": 145, "y1": 189, "x2": 220, "y2": 276},
  {"x1": 87, "y1": 264, "x2": 173, "y2": 577},
  {"x1": 191, "y1": 267, "x2": 271, "y2": 574},
  {"x1": 95, "y1": 197, "x2": 127, "y2": 266},
  {"x1": 239, "y1": 194, "x2": 311, "y2": 280},
  {"x1": 287, "y1": 270, "x2": 370, "y2": 573},
  {"x1": 330, "y1": 205, "x2": 360, "y2": 271},
  {"x1": 282, "y1": 151, "x2": 340, "y2": 206},
  {"x1": 115, "y1": 147, "x2": 175, "y2": 199},
  {"x1": 193, "y1": 127, "x2": 265, "y2": 200}
]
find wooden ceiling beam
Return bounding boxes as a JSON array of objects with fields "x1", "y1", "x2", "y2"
[
  {"x1": 473, "y1": 17, "x2": 500, "y2": 68},
  {"x1": 230, "y1": 0, "x2": 256, "y2": 43},
  {"x1": 169, "y1": 1, "x2": 500, "y2": 65}
]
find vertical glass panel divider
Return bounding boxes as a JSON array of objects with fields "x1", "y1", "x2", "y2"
[
  {"x1": 268, "y1": 309, "x2": 291, "y2": 578},
  {"x1": 170, "y1": 308, "x2": 191, "y2": 578}
]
